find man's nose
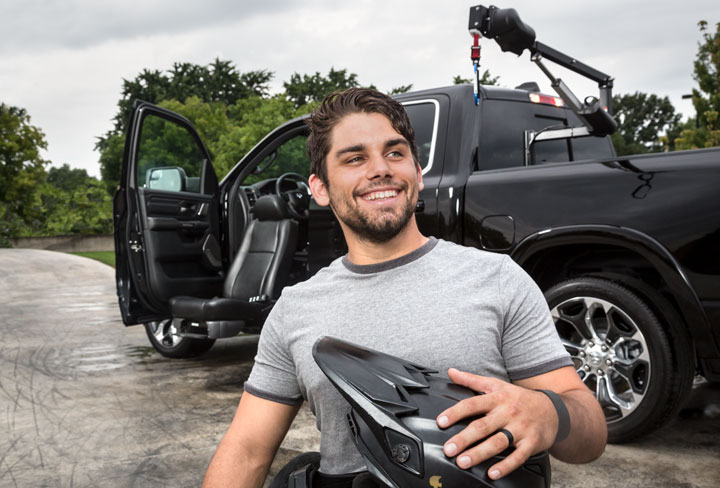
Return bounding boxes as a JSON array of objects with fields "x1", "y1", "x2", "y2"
[{"x1": 366, "y1": 152, "x2": 393, "y2": 179}]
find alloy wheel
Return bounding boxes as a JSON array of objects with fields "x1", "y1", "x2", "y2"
[
  {"x1": 148, "y1": 319, "x2": 182, "y2": 348},
  {"x1": 550, "y1": 296, "x2": 651, "y2": 422}
]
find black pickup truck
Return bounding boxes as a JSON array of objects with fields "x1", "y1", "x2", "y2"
[{"x1": 113, "y1": 8, "x2": 720, "y2": 444}]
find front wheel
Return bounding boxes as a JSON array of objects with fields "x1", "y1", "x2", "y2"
[
  {"x1": 144, "y1": 319, "x2": 215, "y2": 358},
  {"x1": 545, "y1": 277, "x2": 691, "y2": 442}
]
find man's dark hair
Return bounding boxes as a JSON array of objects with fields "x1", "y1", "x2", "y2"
[{"x1": 306, "y1": 88, "x2": 418, "y2": 184}]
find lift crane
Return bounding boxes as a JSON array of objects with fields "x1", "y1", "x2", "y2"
[{"x1": 468, "y1": 5, "x2": 618, "y2": 139}]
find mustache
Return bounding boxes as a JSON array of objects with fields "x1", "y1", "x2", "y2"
[{"x1": 353, "y1": 179, "x2": 409, "y2": 198}]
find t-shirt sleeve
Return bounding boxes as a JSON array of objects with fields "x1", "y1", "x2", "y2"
[
  {"x1": 244, "y1": 297, "x2": 303, "y2": 405},
  {"x1": 497, "y1": 256, "x2": 573, "y2": 380}
]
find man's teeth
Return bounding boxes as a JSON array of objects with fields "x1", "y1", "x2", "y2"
[{"x1": 364, "y1": 190, "x2": 398, "y2": 201}]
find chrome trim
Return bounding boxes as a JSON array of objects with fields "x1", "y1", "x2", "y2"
[{"x1": 401, "y1": 99, "x2": 440, "y2": 175}]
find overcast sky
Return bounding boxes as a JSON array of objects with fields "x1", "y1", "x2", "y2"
[{"x1": 1, "y1": 0, "x2": 717, "y2": 178}]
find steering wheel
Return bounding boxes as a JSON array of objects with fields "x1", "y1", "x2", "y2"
[{"x1": 275, "y1": 173, "x2": 311, "y2": 220}]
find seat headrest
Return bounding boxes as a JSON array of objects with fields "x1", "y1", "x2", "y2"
[{"x1": 253, "y1": 194, "x2": 289, "y2": 221}]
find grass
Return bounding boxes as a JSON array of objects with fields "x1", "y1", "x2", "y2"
[{"x1": 71, "y1": 251, "x2": 116, "y2": 268}]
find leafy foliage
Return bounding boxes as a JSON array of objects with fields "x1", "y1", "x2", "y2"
[
  {"x1": 214, "y1": 95, "x2": 312, "y2": 179},
  {"x1": 37, "y1": 172, "x2": 113, "y2": 236},
  {"x1": 140, "y1": 95, "x2": 313, "y2": 181},
  {"x1": 453, "y1": 69, "x2": 500, "y2": 86},
  {"x1": 96, "y1": 63, "x2": 384, "y2": 194},
  {"x1": 283, "y1": 68, "x2": 362, "y2": 108},
  {"x1": 96, "y1": 59, "x2": 272, "y2": 192},
  {"x1": 0, "y1": 105, "x2": 112, "y2": 246},
  {"x1": 388, "y1": 84, "x2": 414, "y2": 95},
  {"x1": 610, "y1": 92, "x2": 681, "y2": 155},
  {"x1": 0, "y1": 104, "x2": 50, "y2": 245},
  {"x1": 675, "y1": 20, "x2": 720, "y2": 149},
  {"x1": 134, "y1": 110, "x2": 208, "y2": 190}
]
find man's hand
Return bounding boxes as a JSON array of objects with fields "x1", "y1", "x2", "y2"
[
  {"x1": 436, "y1": 368, "x2": 558, "y2": 480},
  {"x1": 436, "y1": 366, "x2": 606, "y2": 480}
]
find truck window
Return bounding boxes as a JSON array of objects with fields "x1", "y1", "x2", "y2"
[
  {"x1": 244, "y1": 134, "x2": 310, "y2": 185},
  {"x1": 403, "y1": 100, "x2": 438, "y2": 173},
  {"x1": 479, "y1": 99, "x2": 554, "y2": 170},
  {"x1": 135, "y1": 112, "x2": 206, "y2": 193},
  {"x1": 534, "y1": 139, "x2": 570, "y2": 164},
  {"x1": 479, "y1": 99, "x2": 613, "y2": 170},
  {"x1": 531, "y1": 115, "x2": 570, "y2": 164},
  {"x1": 571, "y1": 135, "x2": 615, "y2": 161}
]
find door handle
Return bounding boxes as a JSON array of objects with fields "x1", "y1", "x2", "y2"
[
  {"x1": 415, "y1": 199, "x2": 425, "y2": 213},
  {"x1": 179, "y1": 204, "x2": 197, "y2": 215}
]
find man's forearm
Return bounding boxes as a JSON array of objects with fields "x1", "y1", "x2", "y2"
[
  {"x1": 202, "y1": 435, "x2": 272, "y2": 488},
  {"x1": 202, "y1": 393, "x2": 301, "y2": 488},
  {"x1": 549, "y1": 388, "x2": 607, "y2": 463}
]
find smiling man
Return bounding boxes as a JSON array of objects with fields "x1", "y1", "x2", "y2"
[
  {"x1": 202, "y1": 88, "x2": 607, "y2": 488},
  {"x1": 309, "y1": 109, "x2": 425, "y2": 261}
]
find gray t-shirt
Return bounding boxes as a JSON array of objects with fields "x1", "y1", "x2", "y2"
[{"x1": 245, "y1": 238, "x2": 572, "y2": 474}]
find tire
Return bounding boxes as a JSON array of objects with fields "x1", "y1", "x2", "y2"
[
  {"x1": 544, "y1": 277, "x2": 691, "y2": 443},
  {"x1": 144, "y1": 319, "x2": 215, "y2": 359}
]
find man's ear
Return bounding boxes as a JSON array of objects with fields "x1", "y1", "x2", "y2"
[
  {"x1": 416, "y1": 163, "x2": 424, "y2": 192},
  {"x1": 309, "y1": 174, "x2": 330, "y2": 207}
]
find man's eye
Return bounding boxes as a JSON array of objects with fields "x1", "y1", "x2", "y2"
[
  {"x1": 387, "y1": 150, "x2": 403, "y2": 158},
  {"x1": 346, "y1": 156, "x2": 363, "y2": 164}
]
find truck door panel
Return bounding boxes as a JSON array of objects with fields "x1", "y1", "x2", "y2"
[{"x1": 115, "y1": 102, "x2": 223, "y2": 324}]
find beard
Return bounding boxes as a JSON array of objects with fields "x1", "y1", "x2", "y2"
[{"x1": 328, "y1": 178, "x2": 418, "y2": 244}]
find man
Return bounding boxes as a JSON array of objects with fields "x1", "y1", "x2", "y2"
[{"x1": 202, "y1": 88, "x2": 607, "y2": 487}]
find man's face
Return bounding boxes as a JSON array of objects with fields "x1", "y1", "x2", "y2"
[{"x1": 309, "y1": 112, "x2": 423, "y2": 244}]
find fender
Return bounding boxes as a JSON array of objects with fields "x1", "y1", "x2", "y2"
[{"x1": 510, "y1": 224, "x2": 718, "y2": 358}]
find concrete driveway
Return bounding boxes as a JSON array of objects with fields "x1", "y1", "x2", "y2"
[{"x1": 0, "y1": 249, "x2": 718, "y2": 487}]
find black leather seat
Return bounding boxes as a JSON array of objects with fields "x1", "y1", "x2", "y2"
[{"x1": 169, "y1": 194, "x2": 298, "y2": 337}]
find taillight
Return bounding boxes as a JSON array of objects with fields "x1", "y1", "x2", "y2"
[{"x1": 529, "y1": 93, "x2": 564, "y2": 107}]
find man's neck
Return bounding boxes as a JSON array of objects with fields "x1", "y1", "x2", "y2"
[{"x1": 344, "y1": 219, "x2": 429, "y2": 265}]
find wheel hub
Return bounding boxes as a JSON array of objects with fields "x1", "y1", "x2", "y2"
[{"x1": 581, "y1": 341, "x2": 615, "y2": 375}]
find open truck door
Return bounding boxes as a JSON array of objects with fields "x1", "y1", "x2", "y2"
[{"x1": 113, "y1": 101, "x2": 223, "y2": 328}]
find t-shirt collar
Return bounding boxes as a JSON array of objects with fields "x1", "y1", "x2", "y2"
[{"x1": 341, "y1": 237, "x2": 438, "y2": 274}]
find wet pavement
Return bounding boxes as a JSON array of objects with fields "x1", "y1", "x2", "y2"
[{"x1": 0, "y1": 249, "x2": 718, "y2": 487}]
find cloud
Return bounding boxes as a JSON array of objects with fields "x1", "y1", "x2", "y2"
[
  {"x1": 0, "y1": 0, "x2": 715, "y2": 177},
  {"x1": 0, "y1": 0, "x2": 299, "y2": 54}
]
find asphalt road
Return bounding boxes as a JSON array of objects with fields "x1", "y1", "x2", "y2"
[{"x1": 0, "y1": 249, "x2": 718, "y2": 487}]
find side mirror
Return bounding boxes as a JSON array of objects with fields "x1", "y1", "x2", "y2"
[{"x1": 146, "y1": 166, "x2": 186, "y2": 191}]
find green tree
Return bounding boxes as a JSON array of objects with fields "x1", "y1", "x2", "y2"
[
  {"x1": 283, "y1": 68, "x2": 362, "y2": 108},
  {"x1": 47, "y1": 164, "x2": 93, "y2": 192},
  {"x1": 96, "y1": 59, "x2": 272, "y2": 192},
  {"x1": 388, "y1": 84, "x2": 414, "y2": 95},
  {"x1": 39, "y1": 176, "x2": 113, "y2": 236},
  {"x1": 215, "y1": 95, "x2": 313, "y2": 179},
  {"x1": 0, "y1": 103, "x2": 50, "y2": 245},
  {"x1": 159, "y1": 96, "x2": 233, "y2": 155},
  {"x1": 98, "y1": 132, "x2": 125, "y2": 194},
  {"x1": 610, "y1": 92, "x2": 681, "y2": 156},
  {"x1": 675, "y1": 20, "x2": 720, "y2": 149},
  {"x1": 453, "y1": 69, "x2": 500, "y2": 86},
  {"x1": 116, "y1": 95, "x2": 310, "y2": 182}
]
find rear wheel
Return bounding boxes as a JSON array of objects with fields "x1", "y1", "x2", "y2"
[
  {"x1": 544, "y1": 277, "x2": 692, "y2": 442},
  {"x1": 144, "y1": 319, "x2": 215, "y2": 358}
]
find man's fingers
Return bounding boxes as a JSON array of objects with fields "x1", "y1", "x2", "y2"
[
  {"x1": 447, "y1": 368, "x2": 498, "y2": 393},
  {"x1": 437, "y1": 392, "x2": 495, "y2": 429},
  {"x1": 437, "y1": 369, "x2": 502, "y2": 429},
  {"x1": 453, "y1": 430, "x2": 523, "y2": 471},
  {"x1": 442, "y1": 414, "x2": 501, "y2": 457},
  {"x1": 486, "y1": 441, "x2": 534, "y2": 480}
]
